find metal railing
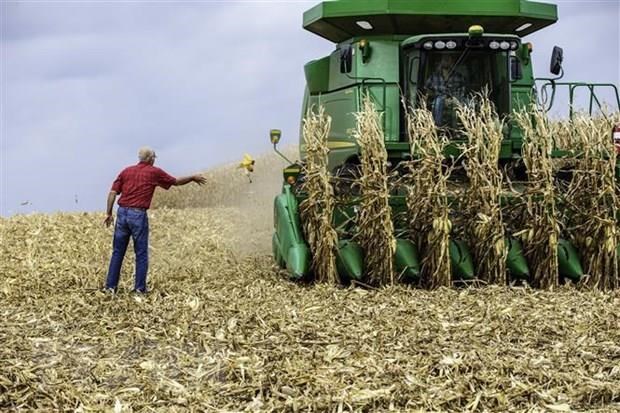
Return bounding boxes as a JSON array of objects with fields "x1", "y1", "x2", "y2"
[{"x1": 536, "y1": 78, "x2": 620, "y2": 118}]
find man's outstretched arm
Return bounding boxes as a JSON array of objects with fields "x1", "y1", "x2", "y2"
[
  {"x1": 104, "y1": 191, "x2": 117, "y2": 227},
  {"x1": 174, "y1": 175, "x2": 206, "y2": 186}
]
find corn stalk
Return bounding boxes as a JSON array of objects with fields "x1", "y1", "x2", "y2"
[
  {"x1": 354, "y1": 94, "x2": 396, "y2": 286},
  {"x1": 405, "y1": 107, "x2": 452, "y2": 288},
  {"x1": 563, "y1": 115, "x2": 618, "y2": 290},
  {"x1": 457, "y1": 95, "x2": 507, "y2": 285},
  {"x1": 514, "y1": 108, "x2": 560, "y2": 289},
  {"x1": 299, "y1": 106, "x2": 340, "y2": 284}
]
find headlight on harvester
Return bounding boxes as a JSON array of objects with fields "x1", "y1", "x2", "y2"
[
  {"x1": 434, "y1": 41, "x2": 446, "y2": 50},
  {"x1": 359, "y1": 38, "x2": 371, "y2": 63},
  {"x1": 270, "y1": 129, "x2": 282, "y2": 144},
  {"x1": 446, "y1": 41, "x2": 457, "y2": 49},
  {"x1": 489, "y1": 41, "x2": 500, "y2": 50},
  {"x1": 284, "y1": 165, "x2": 302, "y2": 186},
  {"x1": 423, "y1": 41, "x2": 433, "y2": 50},
  {"x1": 500, "y1": 41, "x2": 510, "y2": 50}
]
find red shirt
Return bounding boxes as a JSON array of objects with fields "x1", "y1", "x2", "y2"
[{"x1": 111, "y1": 162, "x2": 177, "y2": 209}]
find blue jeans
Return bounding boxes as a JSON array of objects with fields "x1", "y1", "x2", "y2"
[{"x1": 105, "y1": 207, "x2": 149, "y2": 292}]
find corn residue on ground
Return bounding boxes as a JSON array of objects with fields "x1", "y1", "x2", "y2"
[{"x1": 2, "y1": 205, "x2": 620, "y2": 411}]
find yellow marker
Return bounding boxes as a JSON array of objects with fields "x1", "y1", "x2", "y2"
[
  {"x1": 238, "y1": 154, "x2": 255, "y2": 183},
  {"x1": 468, "y1": 25, "x2": 484, "y2": 37}
]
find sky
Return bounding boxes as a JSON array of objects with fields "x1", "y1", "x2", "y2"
[{"x1": 1, "y1": 0, "x2": 619, "y2": 215}]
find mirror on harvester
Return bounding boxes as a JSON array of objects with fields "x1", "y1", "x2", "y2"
[
  {"x1": 510, "y1": 56, "x2": 523, "y2": 81},
  {"x1": 340, "y1": 45, "x2": 353, "y2": 74},
  {"x1": 550, "y1": 46, "x2": 564, "y2": 75},
  {"x1": 270, "y1": 129, "x2": 282, "y2": 145}
]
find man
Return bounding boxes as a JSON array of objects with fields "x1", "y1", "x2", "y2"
[
  {"x1": 103, "y1": 147, "x2": 206, "y2": 293},
  {"x1": 424, "y1": 54, "x2": 467, "y2": 126}
]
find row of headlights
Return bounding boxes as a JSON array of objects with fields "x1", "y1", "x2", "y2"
[
  {"x1": 490, "y1": 40, "x2": 520, "y2": 50},
  {"x1": 423, "y1": 40, "x2": 457, "y2": 50},
  {"x1": 423, "y1": 40, "x2": 520, "y2": 51}
]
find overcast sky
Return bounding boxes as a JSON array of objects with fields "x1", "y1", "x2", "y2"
[{"x1": 1, "y1": 0, "x2": 619, "y2": 215}]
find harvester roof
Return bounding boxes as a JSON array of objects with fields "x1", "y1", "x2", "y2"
[{"x1": 303, "y1": 0, "x2": 558, "y2": 43}]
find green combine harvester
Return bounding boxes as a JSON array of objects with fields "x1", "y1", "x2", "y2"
[{"x1": 270, "y1": 0, "x2": 620, "y2": 284}]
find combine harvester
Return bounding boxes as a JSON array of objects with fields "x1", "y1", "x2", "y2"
[{"x1": 270, "y1": 0, "x2": 620, "y2": 284}]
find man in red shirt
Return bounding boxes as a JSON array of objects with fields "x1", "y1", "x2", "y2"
[{"x1": 104, "y1": 147, "x2": 206, "y2": 293}]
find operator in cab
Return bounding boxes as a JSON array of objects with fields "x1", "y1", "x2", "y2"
[{"x1": 424, "y1": 54, "x2": 467, "y2": 126}]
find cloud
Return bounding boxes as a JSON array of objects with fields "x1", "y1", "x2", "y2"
[
  {"x1": 1, "y1": 1, "x2": 618, "y2": 214},
  {"x1": 2, "y1": 2, "x2": 329, "y2": 214}
]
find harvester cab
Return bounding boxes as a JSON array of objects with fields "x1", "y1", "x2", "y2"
[{"x1": 270, "y1": 0, "x2": 620, "y2": 284}]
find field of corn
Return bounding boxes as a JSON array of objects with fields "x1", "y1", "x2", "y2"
[{"x1": 2, "y1": 103, "x2": 620, "y2": 411}]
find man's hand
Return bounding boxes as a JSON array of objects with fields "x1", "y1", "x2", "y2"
[
  {"x1": 105, "y1": 191, "x2": 118, "y2": 227},
  {"x1": 192, "y1": 175, "x2": 207, "y2": 185},
  {"x1": 174, "y1": 175, "x2": 206, "y2": 186},
  {"x1": 104, "y1": 214, "x2": 114, "y2": 228}
]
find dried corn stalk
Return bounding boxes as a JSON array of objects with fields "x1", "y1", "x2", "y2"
[
  {"x1": 405, "y1": 107, "x2": 451, "y2": 288},
  {"x1": 457, "y1": 95, "x2": 507, "y2": 285},
  {"x1": 515, "y1": 108, "x2": 560, "y2": 289},
  {"x1": 300, "y1": 106, "x2": 340, "y2": 284},
  {"x1": 354, "y1": 94, "x2": 396, "y2": 286},
  {"x1": 563, "y1": 115, "x2": 618, "y2": 290},
  {"x1": 551, "y1": 118, "x2": 574, "y2": 151}
]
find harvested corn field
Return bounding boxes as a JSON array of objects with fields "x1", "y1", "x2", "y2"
[
  {"x1": 5, "y1": 0, "x2": 620, "y2": 410},
  {"x1": 3, "y1": 152, "x2": 620, "y2": 411}
]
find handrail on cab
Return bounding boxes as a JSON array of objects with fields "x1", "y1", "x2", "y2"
[{"x1": 535, "y1": 78, "x2": 620, "y2": 119}]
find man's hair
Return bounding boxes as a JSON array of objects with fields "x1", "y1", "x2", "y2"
[{"x1": 138, "y1": 146, "x2": 156, "y2": 162}]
